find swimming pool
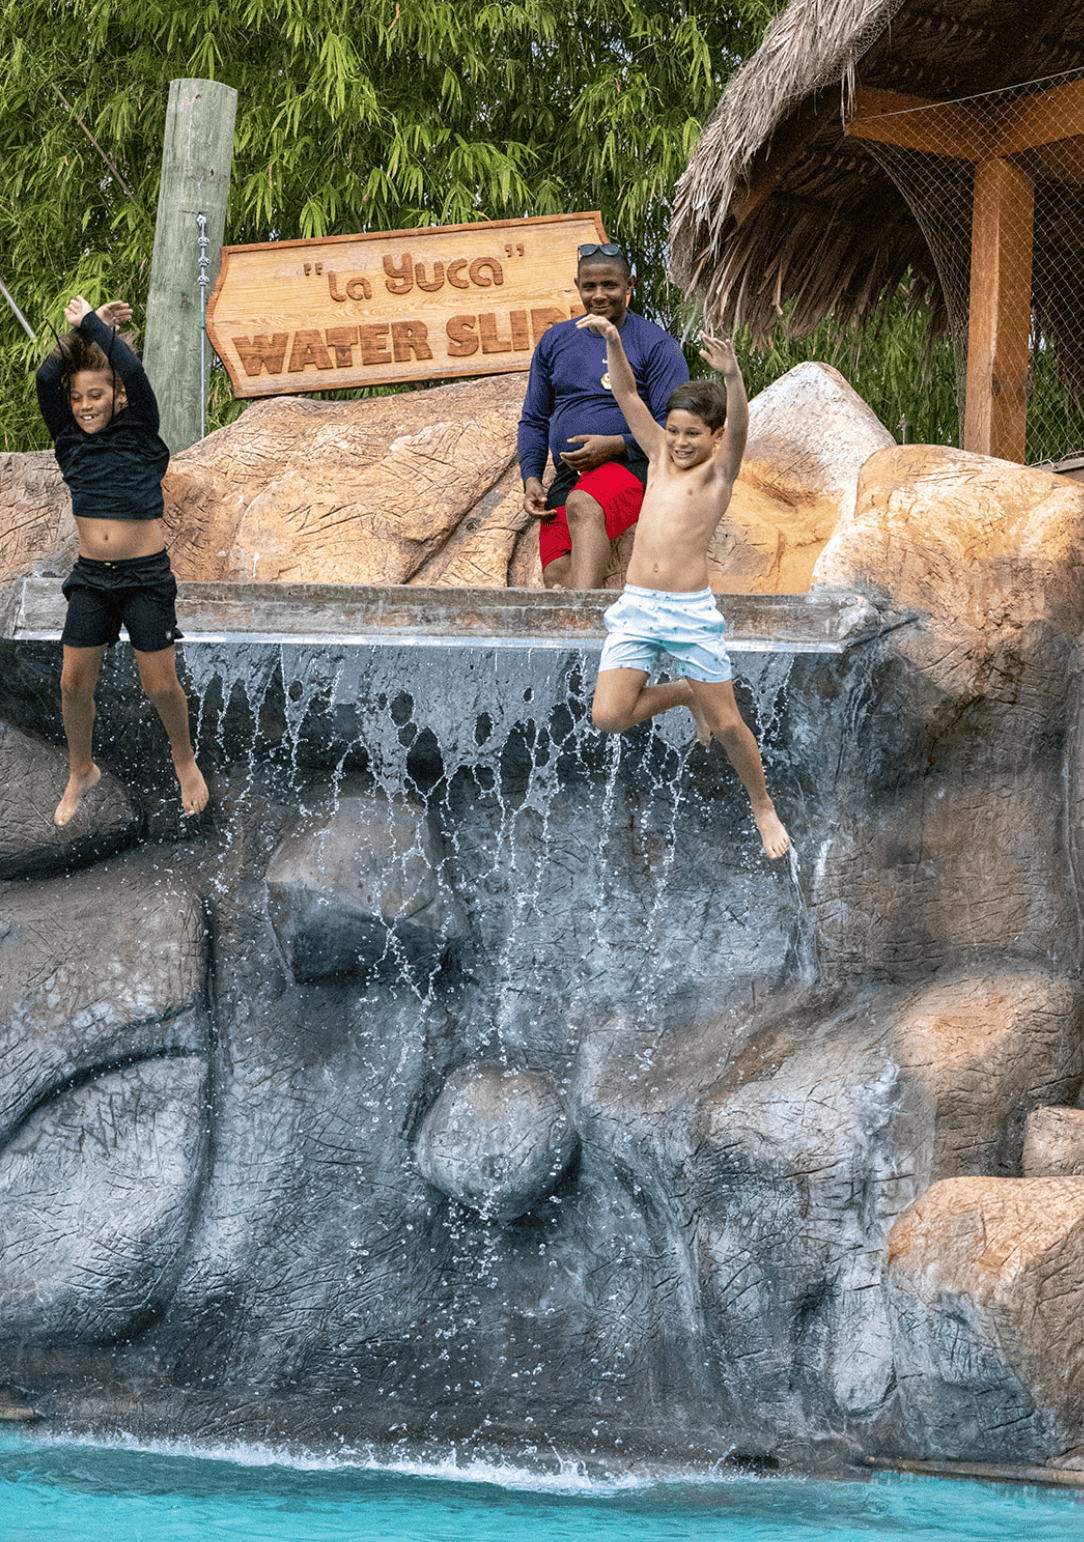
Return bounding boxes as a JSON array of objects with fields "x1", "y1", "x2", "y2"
[{"x1": 1, "y1": 1433, "x2": 1082, "y2": 1542}]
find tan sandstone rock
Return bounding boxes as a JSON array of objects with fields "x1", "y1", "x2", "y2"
[
  {"x1": 887, "y1": 1176, "x2": 1084, "y2": 1462},
  {"x1": 164, "y1": 375, "x2": 529, "y2": 586},
  {"x1": 0, "y1": 450, "x2": 74, "y2": 582},
  {"x1": 709, "y1": 361, "x2": 895, "y2": 593},
  {"x1": 3, "y1": 361, "x2": 889, "y2": 594},
  {"x1": 1023, "y1": 1106, "x2": 1084, "y2": 1177},
  {"x1": 892, "y1": 971, "x2": 1084, "y2": 1184},
  {"x1": 814, "y1": 443, "x2": 1084, "y2": 639}
]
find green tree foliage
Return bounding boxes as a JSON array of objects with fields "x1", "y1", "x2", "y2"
[
  {"x1": 731, "y1": 288, "x2": 963, "y2": 449},
  {"x1": 0, "y1": 0, "x2": 776, "y2": 449}
]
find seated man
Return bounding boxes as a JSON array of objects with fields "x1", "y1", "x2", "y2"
[{"x1": 517, "y1": 243, "x2": 689, "y2": 589}]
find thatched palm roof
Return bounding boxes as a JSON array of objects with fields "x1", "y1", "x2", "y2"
[{"x1": 670, "y1": 0, "x2": 1084, "y2": 346}]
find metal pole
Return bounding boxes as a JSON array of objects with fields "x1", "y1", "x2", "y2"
[
  {"x1": 197, "y1": 213, "x2": 209, "y2": 440},
  {"x1": 0, "y1": 277, "x2": 37, "y2": 341}
]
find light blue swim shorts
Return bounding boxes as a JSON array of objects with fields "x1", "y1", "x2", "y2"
[{"x1": 599, "y1": 584, "x2": 733, "y2": 684}]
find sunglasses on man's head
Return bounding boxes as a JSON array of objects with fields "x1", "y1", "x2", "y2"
[{"x1": 577, "y1": 243, "x2": 627, "y2": 260}]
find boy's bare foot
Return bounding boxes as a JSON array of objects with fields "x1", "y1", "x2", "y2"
[
  {"x1": 174, "y1": 756, "x2": 210, "y2": 817},
  {"x1": 688, "y1": 698, "x2": 713, "y2": 748},
  {"x1": 54, "y1": 764, "x2": 101, "y2": 826},
  {"x1": 754, "y1": 804, "x2": 790, "y2": 860}
]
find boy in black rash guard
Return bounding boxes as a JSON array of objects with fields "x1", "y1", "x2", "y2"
[{"x1": 36, "y1": 295, "x2": 209, "y2": 826}]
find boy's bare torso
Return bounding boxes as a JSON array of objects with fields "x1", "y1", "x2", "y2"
[
  {"x1": 625, "y1": 454, "x2": 732, "y2": 593},
  {"x1": 76, "y1": 516, "x2": 168, "y2": 561}
]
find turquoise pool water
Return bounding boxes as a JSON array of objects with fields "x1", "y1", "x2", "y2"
[{"x1": 1, "y1": 1433, "x2": 1081, "y2": 1541}]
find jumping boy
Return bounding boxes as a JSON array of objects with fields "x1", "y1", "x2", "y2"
[
  {"x1": 36, "y1": 295, "x2": 208, "y2": 826},
  {"x1": 577, "y1": 313, "x2": 789, "y2": 860}
]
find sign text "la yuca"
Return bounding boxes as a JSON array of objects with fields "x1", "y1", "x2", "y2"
[{"x1": 205, "y1": 213, "x2": 606, "y2": 398}]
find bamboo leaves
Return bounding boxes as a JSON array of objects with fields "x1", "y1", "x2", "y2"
[{"x1": 0, "y1": 0, "x2": 769, "y2": 447}]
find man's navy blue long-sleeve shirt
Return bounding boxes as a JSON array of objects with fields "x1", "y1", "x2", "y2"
[{"x1": 517, "y1": 311, "x2": 688, "y2": 498}]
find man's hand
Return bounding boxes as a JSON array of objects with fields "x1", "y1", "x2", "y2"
[
  {"x1": 699, "y1": 332, "x2": 739, "y2": 376},
  {"x1": 63, "y1": 295, "x2": 93, "y2": 326},
  {"x1": 523, "y1": 477, "x2": 549, "y2": 518},
  {"x1": 575, "y1": 313, "x2": 620, "y2": 343},
  {"x1": 96, "y1": 299, "x2": 133, "y2": 327},
  {"x1": 559, "y1": 433, "x2": 625, "y2": 472}
]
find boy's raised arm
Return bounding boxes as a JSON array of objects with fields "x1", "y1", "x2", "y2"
[
  {"x1": 79, "y1": 300, "x2": 161, "y2": 431},
  {"x1": 575, "y1": 314, "x2": 666, "y2": 460},
  {"x1": 699, "y1": 333, "x2": 748, "y2": 484}
]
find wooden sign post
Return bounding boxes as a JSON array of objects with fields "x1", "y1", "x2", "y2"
[
  {"x1": 144, "y1": 78, "x2": 237, "y2": 453},
  {"x1": 205, "y1": 212, "x2": 607, "y2": 398}
]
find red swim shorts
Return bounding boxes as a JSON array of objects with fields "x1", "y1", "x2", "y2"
[{"x1": 537, "y1": 461, "x2": 645, "y2": 570}]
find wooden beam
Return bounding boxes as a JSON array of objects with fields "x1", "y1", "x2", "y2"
[
  {"x1": 844, "y1": 87, "x2": 986, "y2": 159},
  {"x1": 994, "y1": 77, "x2": 1084, "y2": 156},
  {"x1": 1027, "y1": 135, "x2": 1084, "y2": 187},
  {"x1": 732, "y1": 179, "x2": 773, "y2": 226},
  {"x1": 963, "y1": 157, "x2": 1034, "y2": 462}
]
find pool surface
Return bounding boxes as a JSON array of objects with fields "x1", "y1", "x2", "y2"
[{"x1": 1, "y1": 1433, "x2": 1082, "y2": 1541}]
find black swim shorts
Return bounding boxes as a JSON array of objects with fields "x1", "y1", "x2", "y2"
[{"x1": 61, "y1": 549, "x2": 183, "y2": 653}]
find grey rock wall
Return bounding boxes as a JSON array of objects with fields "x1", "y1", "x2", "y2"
[{"x1": 0, "y1": 442, "x2": 1083, "y2": 1475}]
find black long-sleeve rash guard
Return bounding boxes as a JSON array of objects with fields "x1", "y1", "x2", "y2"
[{"x1": 36, "y1": 311, "x2": 170, "y2": 521}]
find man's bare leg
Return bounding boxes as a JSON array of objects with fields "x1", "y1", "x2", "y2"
[
  {"x1": 135, "y1": 646, "x2": 209, "y2": 816},
  {"x1": 56, "y1": 643, "x2": 107, "y2": 825},
  {"x1": 542, "y1": 554, "x2": 571, "y2": 589},
  {"x1": 688, "y1": 678, "x2": 789, "y2": 859},
  {"x1": 565, "y1": 489, "x2": 612, "y2": 589}
]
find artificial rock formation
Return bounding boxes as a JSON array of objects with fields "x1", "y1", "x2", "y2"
[
  {"x1": 1023, "y1": 1106, "x2": 1084, "y2": 1177},
  {"x1": 265, "y1": 782, "x2": 468, "y2": 982},
  {"x1": 887, "y1": 1178, "x2": 1084, "y2": 1464},
  {"x1": 4, "y1": 360, "x2": 890, "y2": 594},
  {"x1": 0, "y1": 718, "x2": 139, "y2": 878},
  {"x1": 0, "y1": 860, "x2": 210, "y2": 1346},
  {"x1": 3, "y1": 400, "x2": 1084, "y2": 1472},
  {"x1": 415, "y1": 1064, "x2": 579, "y2": 1221}
]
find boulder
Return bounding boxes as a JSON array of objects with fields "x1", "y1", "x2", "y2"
[
  {"x1": 0, "y1": 719, "x2": 140, "y2": 878},
  {"x1": 163, "y1": 376, "x2": 529, "y2": 586},
  {"x1": 1023, "y1": 1106, "x2": 1084, "y2": 1177},
  {"x1": 887, "y1": 1176, "x2": 1084, "y2": 1462},
  {"x1": 0, "y1": 1056, "x2": 208, "y2": 1343},
  {"x1": 415, "y1": 1063, "x2": 579, "y2": 1220},
  {"x1": 814, "y1": 443, "x2": 1084, "y2": 640},
  {"x1": 265, "y1": 782, "x2": 469, "y2": 982},
  {"x1": 0, "y1": 857, "x2": 211, "y2": 1346},
  {"x1": 893, "y1": 971, "x2": 1084, "y2": 1182},
  {"x1": 709, "y1": 361, "x2": 895, "y2": 593}
]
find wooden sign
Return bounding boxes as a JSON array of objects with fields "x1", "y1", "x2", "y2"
[{"x1": 205, "y1": 212, "x2": 607, "y2": 398}]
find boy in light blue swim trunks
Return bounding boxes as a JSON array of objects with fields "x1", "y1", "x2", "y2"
[{"x1": 578, "y1": 314, "x2": 789, "y2": 859}]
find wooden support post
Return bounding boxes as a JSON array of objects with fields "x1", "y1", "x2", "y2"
[
  {"x1": 963, "y1": 156, "x2": 1033, "y2": 462},
  {"x1": 144, "y1": 78, "x2": 238, "y2": 454}
]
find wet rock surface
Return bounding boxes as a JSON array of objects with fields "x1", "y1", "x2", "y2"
[
  {"x1": 0, "y1": 719, "x2": 140, "y2": 878},
  {"x1": 1, "y1": 428, "x2": 1084, "y2": 1470},
  {"x1": 265, "y1": 782, "x2": 468, "y2": 981},
  {"x1": 415, "y1": 1063, "x2": 579, "y2": 1220},
  {"x1": 0, "y1": 860, "x2": 210, "y2": 1348}
]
